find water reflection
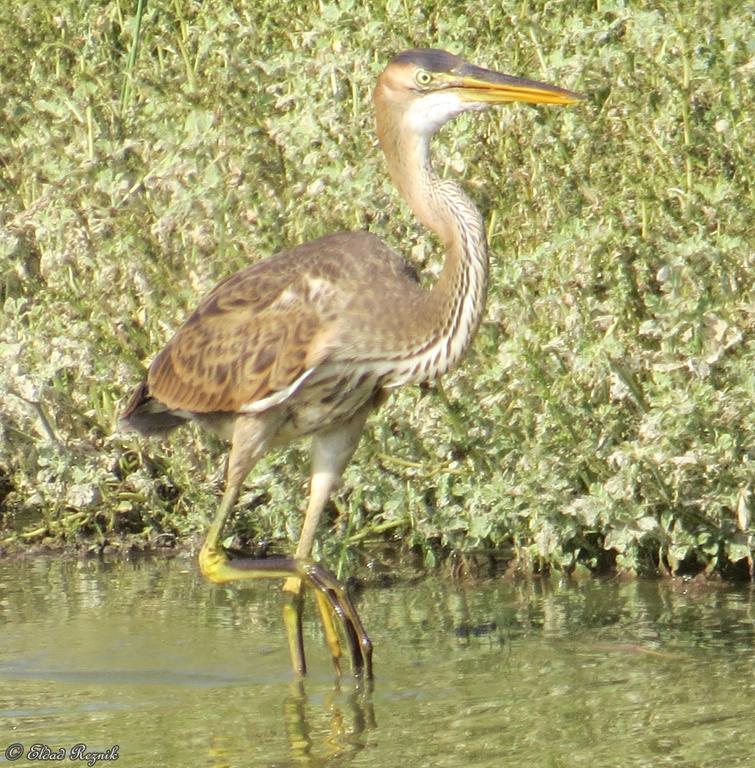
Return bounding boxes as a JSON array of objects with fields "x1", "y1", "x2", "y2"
[
  {"x1": 0, "y1": 557, "x2": 752, "y2": 767},
  {"x1": 280, "y1": 679, "x2": 376, "y2": 767}
]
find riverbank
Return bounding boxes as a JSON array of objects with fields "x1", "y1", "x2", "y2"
[{"x1": 1, "y1": 1, "x2": 752, "y2": 579}]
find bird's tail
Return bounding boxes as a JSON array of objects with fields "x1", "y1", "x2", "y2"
[{"x1": 119, "y1": 381, "x2": 190, "y2": 436}]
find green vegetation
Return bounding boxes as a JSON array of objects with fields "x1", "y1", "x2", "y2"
[{"x1": 1, "y1": 1, "x2": 752, "y2": 578}]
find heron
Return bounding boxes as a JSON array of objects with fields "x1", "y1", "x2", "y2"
[{"x1": 120, "y1": 49, "x2": 581, "y2": 678}]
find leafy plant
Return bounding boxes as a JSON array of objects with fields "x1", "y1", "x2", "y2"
[{"x1": 1, "y1": 0, "x2": 752, "y2": 578}]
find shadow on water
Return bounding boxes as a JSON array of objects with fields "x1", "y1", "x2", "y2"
[{"x1": 0, "y1": 556, "x2": 753, "y2": 767}]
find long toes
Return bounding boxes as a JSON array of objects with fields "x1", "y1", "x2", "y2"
[{"x1": 303, "y1": 565, "x2": 373, "y2": 679}]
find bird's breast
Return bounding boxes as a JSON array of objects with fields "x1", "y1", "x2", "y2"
[{"x1": 271, "y1": 363, "x2": 384, "y2": 445}]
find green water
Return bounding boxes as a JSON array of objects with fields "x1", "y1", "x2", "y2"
[{"x1": 1, "y1": 557, "x2": 753, "y2": 767}]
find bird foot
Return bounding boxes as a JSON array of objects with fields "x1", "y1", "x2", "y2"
[
  {"x1": 198, "y1": 542, "x2": 233, "y2": 584},
  {"x1": 197, "y1": 544, "x2": 372, "y2": 678},
  {"x1": 295, "y1": 561, "x2": 373, "y2": 679}
]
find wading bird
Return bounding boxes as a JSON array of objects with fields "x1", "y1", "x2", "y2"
[{"x1": 121, "y1": 49, "x2": 580, "y2": 678}]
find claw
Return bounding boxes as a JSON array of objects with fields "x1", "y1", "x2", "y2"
[
  {"x1": 300, "y1": 561, "x2": 373, "y2": 679},
  {"x1": 198, "y1": 548, "x2": 372, "y2": 678}
]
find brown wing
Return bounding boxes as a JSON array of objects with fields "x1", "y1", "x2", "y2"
[
  {"x1": 147, "y1": 246, "x2": 339, "y2": 414},
  {"x1": 142, "y1": 230, "x2": 424, "y2": 415}
]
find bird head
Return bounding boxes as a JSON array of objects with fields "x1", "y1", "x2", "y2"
[{"x1": 374, "y1": 48, "x2": 582, "y2": 138}]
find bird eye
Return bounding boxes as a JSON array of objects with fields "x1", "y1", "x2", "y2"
[{"x1": 415, "y1": 70, "x2": 433, "y2": 87}]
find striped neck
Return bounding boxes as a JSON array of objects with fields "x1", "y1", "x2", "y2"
[{"x1": 375, "y1": 109, "x2": 490, "y2": 384}]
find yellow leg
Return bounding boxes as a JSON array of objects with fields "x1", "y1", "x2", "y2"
[
  {"x1": 281, "y1": 579, "x2": 345, "y2": 677},
  {"x1": 198, "y1": 413, "x2": 373, "y2": 678},
  {"x1": 282, "y1": 588, "x2": 306, "y2": 676},
  {"x1": 280, "y1": 467, "x2": 345, "y2": 673},
  {"x1": 279, "y1": 409, "x2": 373, "y2": 677},
  {"x1": 199, "y1": 491, "x2": 372, "y2": 677},
  {"x1": 314, "y1": 588, "x2": 344, "y2": 674}
]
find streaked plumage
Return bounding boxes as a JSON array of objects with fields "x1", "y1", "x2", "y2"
[
  {"x1": 120, "y1": 49, "x2": 581, "y2": 678},
  {"x1": 123, "y1": 231, "x2": 422, "y2": 440}
]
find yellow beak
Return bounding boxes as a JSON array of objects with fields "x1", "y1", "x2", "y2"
[{"x1": 449, "y1": 63, "x2": 583, "y2": 106}]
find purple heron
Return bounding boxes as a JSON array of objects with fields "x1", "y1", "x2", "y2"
[{"x1": 121, "y1": 49, "x2": 581, "y2": 678}]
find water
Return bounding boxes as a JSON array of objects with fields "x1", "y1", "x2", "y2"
[{"x1": 1, "y1": 557, "x2": 753, "y2": 767}]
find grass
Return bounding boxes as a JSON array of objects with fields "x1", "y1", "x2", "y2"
[{"x1": 0, "y1": 0, "x2": 753, "y2": 579}]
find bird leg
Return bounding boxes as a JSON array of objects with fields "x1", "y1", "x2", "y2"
[
  {"x1": 281, "y1": 407, "x2": 374, "y2": 678},
  {"x1": 197, "y1": 413, "x2": 373, "y2": 678},
  {"x1": 281, "y1": 469, "x2": 338, "y2": 676}
]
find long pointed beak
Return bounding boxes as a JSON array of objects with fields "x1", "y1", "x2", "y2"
[{"x1": 450, "y1": 63, "x2": 582, "y2": 106}]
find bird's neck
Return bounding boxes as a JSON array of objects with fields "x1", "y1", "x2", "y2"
[{"x1": 377, "y1": 117, "x2": 489, "y2": 382}]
